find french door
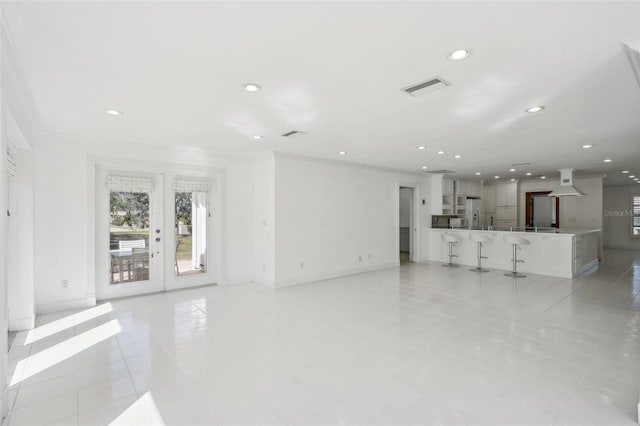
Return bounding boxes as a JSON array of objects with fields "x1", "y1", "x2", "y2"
[{"x1": 95, "y1": 167, "x2": 215, "y2": 300}]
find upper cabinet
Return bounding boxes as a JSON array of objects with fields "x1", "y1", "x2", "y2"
[
  {"x1": 442, "y1": 178, "x2": 454, "y2": 214},
  {"x1": 442, "y1": 178, "x2": 454, "y2": 195},
  {"x1": 496, "y1": 182, "x2": 518, "y2": 207},
  {"x1": 483, "y1": 184, "x2": 497, "y2": 213},
  {"x1": 457, "y1": 180, "x2": 480, "y2": 198}
]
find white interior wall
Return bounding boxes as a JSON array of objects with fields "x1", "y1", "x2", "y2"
[
  {"x1": 1, "y1": 12, "x2": 41, "y2": 416},
  {"x1": 252, "y1": 153, "x2": 275, "y2": 287},
  {"x1": 603, "y1": 185, "x2": 640, "y2": 250},
  {"x1": 0, "y1": 86, "x2": 7, "y2": 421},
  {"x1": 274, "y1": 153, "x2": 430, "y2": 288},
  {"x1": 8, "y1": 149, "x2": 34, "y2": 330},
  {"x1": 518, "y1": 177, "x2": 604, "y2": 230},
  {"x1": 33, "y1": 146, "x2": 90, "y2": 313}
]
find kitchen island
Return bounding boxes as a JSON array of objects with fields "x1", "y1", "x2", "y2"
[{"x1": 428, "y1": 228, "x2": 600, "y2": 278}]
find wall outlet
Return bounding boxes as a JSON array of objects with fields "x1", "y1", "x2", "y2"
[
  {"x1": 368, "y1": 253, "x2": 371, "y2": 260},
  {"x1": 61, "y1": 280, "x2": 69, "y2": 288},
  {"x1": 358, "y1": 256, "x2": 362, "y2": 262},
  {"x1": 300, "y1": 262, "x2": 304, "y2": 269}
]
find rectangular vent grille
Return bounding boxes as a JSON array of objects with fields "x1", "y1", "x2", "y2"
[
  {"x1": 282, "y1": 130, "x2": 305, "y2": 137},
  {"x1": 402, "y1": 77, "x2": 449, "y2": 97},
  {"x1": 426, "y1": 169, "x2": 455, "y2": 174},
  {"x1": 511, "y1": 162, "x2": 531, "y2": 167}
]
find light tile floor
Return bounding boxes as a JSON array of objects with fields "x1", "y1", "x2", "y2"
[{"x1": 4, "y1": 249, "x2": 640, "y2": 425}]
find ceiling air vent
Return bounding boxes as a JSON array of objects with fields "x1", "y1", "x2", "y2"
[
  {"x1": 425, "y1": 169, "x2": 455, "y2": 174},
  {"x1": 281, "y1": 130, "x2": 306, "y2": 138},
  {"x1": 402, "y1": 77, "x2": 450, "y2": 97}
]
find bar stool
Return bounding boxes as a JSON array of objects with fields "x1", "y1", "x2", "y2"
[
  {"x1": 503, "y1": 235, "x2": 530, "y2": 278},
  {"x1": 442, "y1": 233, "x2": 461, "y2": 267},
  {"x1": 469, "y1": 234, "x2": 492, "y2": 272}
]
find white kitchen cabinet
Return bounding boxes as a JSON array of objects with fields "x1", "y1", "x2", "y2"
[
  {"x1": 496, "y1": 182, "x2": 518, "y2": 207},
  {"x1": 442, "y1": 178, "x2": 454, "y2": 195},
  {"x1": 483, "y1": 184, "x2": 496, "y2": 212},
  {"x1": 506, "y1": 182, "x2": 517, "y2": 206},
  {"x1": 462, "y1": 181, "x2": 481, "y2": 197},
  {"x1": 496, "y1": 206, "x2": 508, "y2": 220},
  {"x1": 495, "y1": 182, "x2": 517, "y2": 227},
  {"x1": 455, "y1": 180, "x2": 480, "y2": 197}
]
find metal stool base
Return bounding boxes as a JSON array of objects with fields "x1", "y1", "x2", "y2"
[
  {"x1": 443, "y1": 263, "x2": 459, "y2": 268},
  {"x1": 504, "y1": 272, "x2": 527, "y2": 278},
  {"x1": 470, "y1": 267, "x2": 490, "y2": 273}
]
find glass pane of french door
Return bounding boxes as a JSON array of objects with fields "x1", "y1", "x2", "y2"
[
  {"x1": 109, "y1": 191, "x2": 150, "y2": 284},
  {"x1": 174, "y1": 191, "x2": 207, "y2": 277}
]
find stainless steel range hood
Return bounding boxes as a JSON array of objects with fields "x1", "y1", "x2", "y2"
[{"x1": 548, "y1": 168, "x2": 586, "y2": 197}]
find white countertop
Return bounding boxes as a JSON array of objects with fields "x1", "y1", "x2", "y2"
[{"x1": 430, "y1": 228, "x2": 600, "y2": 236}]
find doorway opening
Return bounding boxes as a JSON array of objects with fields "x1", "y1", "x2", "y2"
[
  {"x1": 525, "y1": 191, "x2": 560, "y2": 228},
  {"x1": 399, "y1": 187, "x2": 414, "y2": 265}
]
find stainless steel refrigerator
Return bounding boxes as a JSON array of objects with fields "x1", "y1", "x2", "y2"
[{"x1": 466, "y1": 198, "x2": 483, "y2": 228}]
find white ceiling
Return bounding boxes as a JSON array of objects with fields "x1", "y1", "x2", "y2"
[{"x1": 3, "y1": 1, "x2": 640, "y2": 186}]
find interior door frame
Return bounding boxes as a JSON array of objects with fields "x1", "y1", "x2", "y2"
[
  {"x1": 396, "y1": 182, "x2": 420, "y2": 264},
  {"x1": 525, "y1": 191, "x2": 560, "y2": 227}
]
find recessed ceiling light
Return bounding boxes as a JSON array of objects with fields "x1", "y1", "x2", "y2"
[
  {"x1": 242, "y1": 83, "x2": 261, "y2": 92},
  {"x1": 437, "y1": 150, "x2": 446, "y2": 155},
  {"x1": 581, "y1": 144, "x2": 594, "y2": 149},
  {"x1": 525, "y1": 172, "x2": 532, "y2": 176},
  {"x1": 635, "y1": 178, "x2": 639, "y2": 181},
  {"x1": 509, "y1": 168, "x2": 516, "y2": 172},
  {"x1": 494, "y1": 176, "x2": 500, "y2": 179},
  {"x1": 475, "y1": 172, "x2": 481, "y2": 175},
  {"x1": 603, "y1": 158, "x2": 612, "y2": 163},
  {"x1": 540, "y1": 176, "x2": 546, "y2": 179},
  {"x1": 421, "y1": 166, "x2": 428, "y2": 170},
  {"x1": 338, "y1": 151, "x2": 347, "y2": 155},
  {"x1": 417, "y1": 146, "x2": 426, "y2": 150},
  {"x1": 454, "y1": 154, "x2": 462, "y2": 159},
  {"x1": 448, "y1": 49, "x2": 471, "y2": 61},
  {"x1": 105, "y1": 109, "x2": 122, "y2": 116},
  {"x1": 622, "y1": 170, "x2": 630, "y2": 174},
  {"x1": 510, "y1": 178, "x2": 516, "y2": 182},
  {"x1": 252, "y1": 135, "x2": 263, "y2": 140},
  {"x1": 629, "y1": 175, "x2": 636, "y2": 178},
  {"x1": 525, "y1": 106, "x2": 545, "y2": 113}
]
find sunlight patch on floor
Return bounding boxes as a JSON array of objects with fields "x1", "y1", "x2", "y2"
[
  {"x1": 24, "y1": 302, "x2": 114, "y2": 345},
  {"x1": 110, "y1": 392, "x2": 165, "y2": 425},
  {"x1": 11, "y1": 319, "x2": 122, "y2": 386}
]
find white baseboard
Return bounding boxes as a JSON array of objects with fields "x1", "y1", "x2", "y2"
[
  {"x1": 274, "y1": 262, "x2": 397, "y2": 288},
  {"x1": 9, "y1": 315, "x2": 35, "y2": 332},
  {"x1": 35, "y1": 296, "x2": 96, "y2": 315},
  {"x1": 254, "y1": 279, "x2": 276, "y2": 289},
  {"x1": 603, "y1": 244, "x2": 640, "y2": 250}
]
